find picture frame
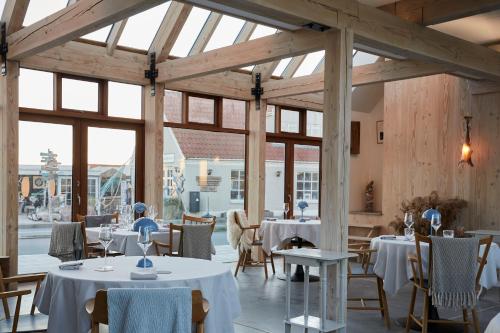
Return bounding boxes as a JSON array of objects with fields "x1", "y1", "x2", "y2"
[{"x1": 376, "y1": 120, "x2": 384, "y2": 144}]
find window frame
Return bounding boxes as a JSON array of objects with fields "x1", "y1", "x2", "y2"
[
  {"x1": 295, "y1": 171, "x2": 319, "y2": 203},
  {"x1": 230, "y1": 169, "x2": 245, "y2": 203}
]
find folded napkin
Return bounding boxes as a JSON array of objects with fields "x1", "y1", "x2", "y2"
[
  {"x1": 59, "y1": 261, "x2": 83, "y2": 270},
  {"x1": 431, "y1": 236, "x2": 479, "y2": 309},
  {"x1": 380, "y1": 235, "x2": 397, "y2": 240},
  {"x1": 130, "y1": 270, "x2": 158, "y2": 280},
  {"x1": 108, "y1": 287, "x2": 191, "y2": 333}
]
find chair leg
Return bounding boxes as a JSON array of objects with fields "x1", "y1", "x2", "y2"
[
  {"x1": 270, "y1": 252, "x2": 276, "y2": 274},
  {"x1": 2, "y1": 296, "x2": 10, "y2": 319},
  {"x1": 241, "y1": 250, "x2": 248, "y2": 272},
  {"x1": 422, "y1": 294, "x2": 430, "y2": 333},
  {"x1": 377, "y1": 277, "x2": 390, "y2": 329},
  {"x1": 12, "y1": 295, "x2": 22, "y2": 333},
  {"x1": 471, "y1": 309, "x2": 481, "y2": 333},
  {"x1": 263, "y1": 252, "x2": 269, "y2": 279},
  {"x1": 91, "y1": 321, "x2": 99, "y2": 333},
  {"x1": 376, "y1": 277, "x2": 385, "y2": 318},
  {"x1": 234, "y1": 251, "x2": 243, "y2": 277},
  {"x1": 463, "y1": 309, "x2": 469, "y2": 333},
  {"x1": 405, "y1": 286, "x2": 417, "y2": 333}
]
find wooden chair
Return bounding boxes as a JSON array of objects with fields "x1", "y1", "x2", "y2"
[
  {"x1": 0, "y1": 258, "x2": 47, "y2": 333},
  {"x1": 406, "y1": 234, "x2": 492, "y2": 333},
  {"x1": 85, "y1": 289, "x2": 209, "y2": 333},
  {"x1": 75, "y1": 217, "x2": 123, "y2": 258},
  {"x1": 348, "y1": 224, "x2": 382, "y2": 249},
  {"x1": 347, "y1": 245, "x2": 390, "y2": 329},
  {"x1": 233, "y1": 211, "x2": 275, "y2": 279},
  {"x1": 154, "y1": 214, "x2": 216, "y2": 256}
]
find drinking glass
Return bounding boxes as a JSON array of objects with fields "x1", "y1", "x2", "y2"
[
  {"x1": 443, "y1": 230, "x2": 454, "y2": 238},
  {"x1": 404, "y1": 212, "x2": 414, "y2": 229},
  {"x1": 404, "y1": 227, "x2": 414, "y2": 241},
  {"x1": 431, "y1": 214, "x2": 441, "y2": 235},
  {"x1": 137, "y1": 227, "x2": 153, "y2": 269},
  {"x1": 148, "y1": 205, "x2": 157, "y2": 220},
  {"x1": 96, "y1": 224, "x2": 113, "y2": 271},
  {"x1": 283, "y1": 203, "x2": 290, "y2": 219}
]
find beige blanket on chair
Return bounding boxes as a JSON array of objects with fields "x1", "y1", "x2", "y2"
[{"x1": 226, "y1": 210, "x2": 253, "y2": 252}]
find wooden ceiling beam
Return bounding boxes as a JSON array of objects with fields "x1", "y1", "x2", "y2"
[
  {"x1": 179, "y1": 0, "x2": 500, "y2": 81},
  {"x1": 268, "y1": 93, "x2": 323, "y2": 111},
  {"x1": 234, "y1": 21, "x2": 257, "y2": 44},
  {"x1": 6, "y1": 0, "x2": 166, "y2": 60},
  {"x1": 149, "y1": 2, "x2": 192, "y2": 62},
  {"x1": 157, "y1": 29, "x2": 324, "y2": 82},
  {"x1": 1, "y1": 0, "x2": 30, "y2": 34},
  {"x1": 106, "y1": 19, "x2": 128, "y2": 56},
  {"x1": 188, "y1": 12, "x2": 222, "y2": 56},
  {"x1": 262, "y1": 59, "x2": 450, "y2": 99},
  {"x1": 379, "y1": 0, "x2": 500, "y2": 26}
]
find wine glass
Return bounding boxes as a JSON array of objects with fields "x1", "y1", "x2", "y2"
[
  {"x1": 404, "y1": 212, "x2": 414, "y2": 229},
  {"x1": 148, "y1": 204, "x2": 157, "y2": 220},
  {"x1": 431, "y1": 214, "x2": 441, "y2": 236},
  {"x1": 96, "y1": 224, "x2": 113, "y2": 271},
  {"x1": 137, "y1": 226, "x2": 153, "y2": 269},
  {"x1": 283, "y1": 203, "x2": 290, "y2": 219}
]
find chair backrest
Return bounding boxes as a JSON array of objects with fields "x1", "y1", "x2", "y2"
[
  {"x1": 89, "y1": 289, "x2": 209, "y2": 329},
  {"x1": 76, "y1": 221, "x2": 91, "y2": 258},
  {"x1": 182, "y1": 214, "x2": 216, "y2": 229},
  {"x1": 233, "y1": 210, "x2": 247, "y2": 231},
  {"x1": 414, "y1": 234, "x2": 493, "y2": 289},
  {"x1": 169, "y1": 218, "x2": 215, "y2": 257}
]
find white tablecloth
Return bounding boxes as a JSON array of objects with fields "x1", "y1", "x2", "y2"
[
  {"x1": 35, "y1": 256, "x2": 241, "y2": 333},
  {"x1": 86, "y1": 227, "x2": 180, "y2": 256},
  {"x1": 371, "y1": 236, "x2": 500, "y2": 295},
  {"x1": 485, "y1": 313, "x2": 500, "y2": 333},
  {"x1": 259, "y1": 219, "x2": 320, "y2": 255}
]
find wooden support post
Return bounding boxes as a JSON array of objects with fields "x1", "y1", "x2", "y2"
[
  {"x1": 0, "y1": 61, "x2": 19, "y2": 274},
  {"x1": 143, "y1": 84, "x2": 164, "y2": 218},
  {"x1": 320, "y1": 28, "x2": 353, "y2": 329},
  {"x1": 247, "y1": 99, "x2": 266, "y2": 227}
]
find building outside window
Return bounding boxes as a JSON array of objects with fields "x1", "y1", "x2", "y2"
[
  {"x1": 58, "y1": 177, "x2": 72, "y2": 206},
  {"x1": 296, "y1": 171, "x2": 319, "y2": 201},
  {"x1": 230, "y1": 170, "x2": 245, "y2": 201}
]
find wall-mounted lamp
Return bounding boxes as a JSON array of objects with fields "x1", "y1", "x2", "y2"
[{"x1": 459, "y1": 116, "x2": 473, "y2": 167}]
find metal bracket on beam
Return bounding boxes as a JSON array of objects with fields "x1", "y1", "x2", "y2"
[
  {"x1": 251, "y1": 72, "x2": 264, "y2": 110},
  {"x1": 145, "y1": 52, "x2": 158, "y2": 96},
  {"x1": 1, "y1": 22, "x2": 8, "y2": 76},
  {"x1": 303, "y1": 22, "x2": 330, "y2": 32}
]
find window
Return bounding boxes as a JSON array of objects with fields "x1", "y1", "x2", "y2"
[
  {"x1": 281, "y1": 109, "x2": 300, "y2": 133},
  {"x1": 19, "y1": 69, "x2": 54, "y2": 110},
  {"x1": 164, "y1": 90, "x2": 183, "y2": 123},
  {"x1": 231, "y1": 170, "x2": 245, "y2": 201},
  {"x1": 59, "y1": 177, "x2": 72, "y2": 206},
  {"x1": 266, "y1": 105, "x2": 276, "y2": 132},
  {"x1": 296, "y1": 171, "x2": 319, "y2": 201},
  {"x1": 108, "y1": 82, "x2": 142, "y2": 119},
  {"x1": 307, "y1": 111, "x2": 323, "y2": 137},
  {"x1": 222, "y1": 99, "x2": 246, "y2": 129},
  {"x1": 62, "y1": 78, "x2": 99, "y2": 112},
  {"x1": 249, "y1": 25, "x2": 277, "y2": 40},
  {"x1": 81, "y1": 26, "x2": 112, "y2": 42},
  {"x1": 204, "y1": 15, "x2": 245, "y2": 52},
  {"x1": 272, "y1": 57, "x2": 293, "y2": 77},
  {"x1": 164, "y1": 167, "x2": 176, "y2": 197},
  {"x1": 170, "y1": 7, "x2": 211, "y2": 57},
  {"x1": 188, "y1": 96, "x2": 215, "y2": 124},
  {"x1": 118, "y1": 2, "x2": 171, "y2": 50},
  {"x1": 293, "y1": 51, "x2": 325, "y2": 77},
  {"x1": 23, "y1": 0, "x2": 67, "y2": 26}
]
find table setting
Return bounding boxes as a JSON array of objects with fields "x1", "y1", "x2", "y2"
[{"x1": 35, "y1": 224, "x2": 241, "y2": 333}]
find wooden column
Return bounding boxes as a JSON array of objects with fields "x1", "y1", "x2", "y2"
[
  {"x1": 247, "y1": 99, "x2": 266, "y2": 226},
  {"x1": 143, "y1": 84, "x2": 164, "y2": 218},
  {"x1": 320, "y1": 28, "x2": 353, "y2": 328},
  {"x1": 0, "y1": 61, "x2": 20, "y2": 274}
]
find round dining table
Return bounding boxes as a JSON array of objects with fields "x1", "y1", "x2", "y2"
[
  {"x1": 86, "y1": 227, "x2": 180, "y2": 256},
  {"x1": 371, "y1": 236, "x2": 500, "y2": 295},
  {"x1": 259, "y1": 219, "x2": 321, "y2": 255},
  {"x1": 35, "y1": 256, "x2": 241, "y2": 333}
]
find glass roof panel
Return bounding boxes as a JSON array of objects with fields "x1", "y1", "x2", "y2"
[
  {"x1": 81, "y1": 25, "x2": 112, "y2": 42},
  {"x1": 204, "y1": 15, "x2": 245, "y2": 52},
  {"x1": 249, "y1": 25, "x2": 277, "y2": 40},
  {"x1": 118, "y1": 2, "x2": 171, "y2": 50},
  {"x1": 0, "y1": 0, "x2": 6, "y2": 19},
  {"x1": 353, "y1": 51, "x2": 379, "y2": 66},
  {"x1": 170, "y1": 7, "x2": 211, "y2": 57},
  {"x1": 23, "y1": 0, "x2": 67, "y2": 26},
  {"x1": 293, "y1": 51, "x2": 325, "y2": 77},
  {"x1": 272, "y1": 57, "x2": 293, "y2": 77}
]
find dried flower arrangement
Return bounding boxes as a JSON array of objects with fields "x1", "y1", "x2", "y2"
[{"x1": 388, "y1": 191, "x2": 467, "y2": 236}]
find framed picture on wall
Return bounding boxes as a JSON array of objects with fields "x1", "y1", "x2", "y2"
[{"x1": 376, "y1": 120, "x2": 384, "y2": 144}]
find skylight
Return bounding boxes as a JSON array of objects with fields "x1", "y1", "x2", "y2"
[
  {"x1": 23, "y1": 0, "x2": 67, "y2": 26},
  {"x1": 81, "y1": 25, "x2": 112, "y2": 43},
  {"x1": 353, "y1": 51, "x2": 379, "y2": 66},
  {"x1": 170, "y1": 7, "x2": 211, "y2": 57},
  {"x1": 0, "y1": 0, "x2": 6, "y2": 19},
  {"x1": 272, "y1": 58, "x2": 293, "y2": 77},
  {"x1": 293, "y1": 51, "x2": 325, "y2": 77},
  {"x1": 204, "y1": 15, "x2": 246, "y2": 52},
  {"x1": 249, "y1": 25, "x2": 277, "y2": 40},
  {"x1": 118, "y1": 2, "x2": 171, "y2": 50}
]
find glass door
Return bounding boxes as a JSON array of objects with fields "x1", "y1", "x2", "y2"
[
  {"x1": 265, "y1": 142, "x2": 286, "y2": 219},
  {"x1": 293, "y1": 145, "x2": 320, "y2": 218}
]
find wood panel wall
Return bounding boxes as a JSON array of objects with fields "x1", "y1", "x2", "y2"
[{"x1": 382, "y1": 74, "x2": 500, "y2": 231}]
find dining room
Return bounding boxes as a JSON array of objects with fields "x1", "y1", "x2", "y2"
[{"x1": 2, "y1": 0, "x2": 500, "y2": 333}]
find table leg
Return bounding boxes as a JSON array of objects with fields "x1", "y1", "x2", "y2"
[
  {"x1": 290, "y1": 238, "x2": 319, "y2": 282},
  {"x1": 285, "y1": 262, "x2": 292, "y2": 333}
]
